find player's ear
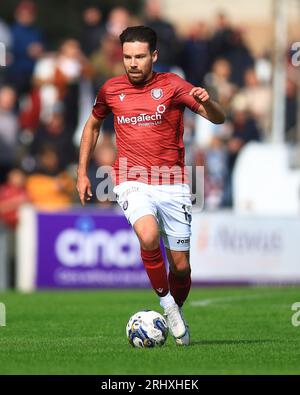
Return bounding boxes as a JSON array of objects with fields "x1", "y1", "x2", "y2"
[{"x1": 152, "y1": 49, "x2": 158, "y2": 63}]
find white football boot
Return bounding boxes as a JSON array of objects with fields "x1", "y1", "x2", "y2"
[
  {"x1": 164, "y1": 304, "x2": 188, "y2": 344},
  {"x1": 175, "y1": 308, "x2": 190, "y2": 346}
]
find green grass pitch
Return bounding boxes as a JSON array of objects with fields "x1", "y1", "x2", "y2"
[{"x1": 0, "y1": 286, "x2": 300, "y2": 374}]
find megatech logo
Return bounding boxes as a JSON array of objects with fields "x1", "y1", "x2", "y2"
[{"x1": 117, "y1": 104, "x2": 166, "y2": 126}]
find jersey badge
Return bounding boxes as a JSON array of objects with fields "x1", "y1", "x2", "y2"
[{"x1": 151, "y1": 88, "x2": 163, "y2": 100}]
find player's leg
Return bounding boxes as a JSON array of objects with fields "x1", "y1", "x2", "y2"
[
  {"x1": 133, "y1": 214, "x2": 187, "y2": 340},
  {"x1": 157, "y1": 185, "x2": 192, "y2": 309},
  {"x1": 155, "y1": 183, "x2": 192, "y2": 345},
  {"x1": 165, "y1": 248, "x2": 191, "y2": 308},
  {"x1": 156, "y1": 231, "x2": 191, "y2": 343},
  {"x1": 113, "y1": 182, "x2": 173, "y2": 299},
  {"x1": 133, "y1": 214, "x2": 170, "y2": 298},
  {"x1": 133, "y1": 214, "x2": 160, "y2": 250},
  {"x1": 164, "y1": 248, "x2": 191, "y2": 346},
  {"x1": 114, "y1": 181, "x2": 186, "y2": 339}
]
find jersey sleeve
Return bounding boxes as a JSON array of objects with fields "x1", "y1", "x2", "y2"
[
  {"x1": 92, "y1": 83, "x2": 111, "y2": 120},
  {"x1": 168, "y1": 73, "x2": 200, "y2": 113}
]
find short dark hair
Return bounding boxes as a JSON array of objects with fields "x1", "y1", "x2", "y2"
[{"x1": 119, "y1": 25, "x2": 157, "y2": 53}]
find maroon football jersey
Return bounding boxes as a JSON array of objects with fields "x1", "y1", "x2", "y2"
[{"x1": 92, "y1": 72, "x2": 200, "y2": 184}]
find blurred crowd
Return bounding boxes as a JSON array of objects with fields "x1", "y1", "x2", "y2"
[{"x1": 0, "y1": 0, "x2": 298, "y2": 231}]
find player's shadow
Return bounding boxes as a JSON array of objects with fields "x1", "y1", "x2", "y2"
[{"x1": 190, "y1": 339, "x2": 273, "y2": 346}]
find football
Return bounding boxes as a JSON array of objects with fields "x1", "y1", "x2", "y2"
[{"x1": 126, "y1": 310, "x2": 168, "y2": 348}]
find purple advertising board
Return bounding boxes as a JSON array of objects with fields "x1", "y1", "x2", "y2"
[{"x1": 36, "y1": 209, "x2": 150, "y2": 288}]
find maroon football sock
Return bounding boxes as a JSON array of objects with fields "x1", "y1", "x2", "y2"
[
  {"x1": 168, "y1": 269, "x2": 191, "y2": 307},
  {"x1": 141, "y1": 247, "x2": 169, "y2": 297}
]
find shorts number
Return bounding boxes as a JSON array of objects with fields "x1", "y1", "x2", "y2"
[{"x1": 182, "y1": 204, "x2": 192, "y2": 224}]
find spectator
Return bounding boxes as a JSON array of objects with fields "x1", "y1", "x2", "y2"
[
  {"x1": 105, "y1": 7, "x2": 131, "y2": 39},
  {"x1": 143, "y1": 0, "x2": 180, "y2": 71},
  {"x1": 0, "y1": 17, "x2": 12, "y2": 52},
  {"x1": 210, "y1": 12, "x2": 234, "y2": 61},
  {"x1": 0, "y1": 168, "x2": 29, "y2": 229},
  {"x1": 30, "y1": 104, "x2": 77, "y2": 170},
  {"x1": 180, "y1": 22, "x2": 211, "y2": 86},
  {"x1": 0, "y1": 167, "x2": 29, "y2": 287},
  {"x1": 0, "y1": 86, "x2": 19, "y2": 182},
  {"x1": 254, "y1": 52, "x2": 272, "y2": 85},
  {"x1": 204, "y1": 136, "x2": 228, "y2": 210},
  {"x1": 26, "y1": 145, "x2": 75, "y2": 210},
  {"x1": 204, "y1": 58, "x2": 237, "y2": 111},
  {"x1": 55, "y1": 38, "x2": 93, "y2": 132},
  {"x1": 8, "y1": 1, "x2": 44, "y2": 95},
  {"x1": 19, "y1": 51, "x2": 57, "y2": 133},
  {"x1": 240, "y1": 68, "x2": 272, "y2": 134},
  {"x1": 90, "y1": 31, "x2": 124, "y2": 134},
  {"x1": 80, "y1": 6, "x2": 105, "y2": 57},
  {"x1": 225, "y1": 28, "x2": 254, "y2": 87},
  {"x1": 223, "y1": 101, "x2": 261, "y2": 206},
  {"x1": 90, "y1": 33, "x2": 124, "y2": 90},
  {"x1": 0, "y1": 17, "x2": 12, "y2": 84},
  {"x1": 210, "y1": 14, "x2": 254, "y2": 86}
]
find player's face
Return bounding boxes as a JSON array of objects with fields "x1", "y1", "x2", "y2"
[{"x1": 123, "y1": 41, "x2": 158, "y2": 85}]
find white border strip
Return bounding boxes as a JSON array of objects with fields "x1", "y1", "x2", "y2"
[{"x1": 16, "y1": 205, "x2": 37, "y2": 292}]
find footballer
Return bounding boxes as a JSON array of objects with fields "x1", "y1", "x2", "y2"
[{"x1": 77, "y1": 26, "x2": 225, "y2": 345}]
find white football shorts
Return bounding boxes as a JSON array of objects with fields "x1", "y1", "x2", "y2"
[{"x1": 113, "y1": 181, "x2": 192, "y2": 251}]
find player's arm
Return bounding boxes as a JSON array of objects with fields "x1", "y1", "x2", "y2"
[
  {"x1": 77, "y1": 113, "x2": 102, "y2": 205},
  {"x1": 189, "y1": 87, "x2": 225, "y2": 124}
]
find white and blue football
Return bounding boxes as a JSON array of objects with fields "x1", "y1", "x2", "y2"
[{"x1": 126, "y1": 310, "x2": 168, "y2": 348}]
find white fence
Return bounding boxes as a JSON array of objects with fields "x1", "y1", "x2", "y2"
[{"x1": 190, "y1": 211, "x2": 300, "y2": 284}]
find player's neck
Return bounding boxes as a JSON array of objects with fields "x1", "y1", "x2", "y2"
[{"x1": 145, "y1": 71, "x2": 155, "y2": 83}]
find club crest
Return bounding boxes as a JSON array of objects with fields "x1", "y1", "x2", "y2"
[{"x1": 151, "y1": 88, "x2": 163, "y2": 100}]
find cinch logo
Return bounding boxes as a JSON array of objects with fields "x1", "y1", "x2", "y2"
[
  {"x1": 55, "y1": 228, "x2": 141, "y2": 268},
  {"x1": 117, "y1": 104, "x2": 166, "y2": 126}
]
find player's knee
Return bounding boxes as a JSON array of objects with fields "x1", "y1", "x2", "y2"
[
  {"x1": 172, "y1": 258, "x2": 191, "y2": 276},
  {"x1": 134, "y1": 215, "x2": 159, "y2": 250},
  {"x1": 139, "y1": 232, "x2": 160, "y2": 250}
]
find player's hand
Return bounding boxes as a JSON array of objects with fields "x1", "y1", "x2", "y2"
[
  {"x1": 189, "y1": 87, "x2": 210, "y2": 104},
  {"x1": 76, "y1": 174, "x2": 93, "y2": 206}
]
